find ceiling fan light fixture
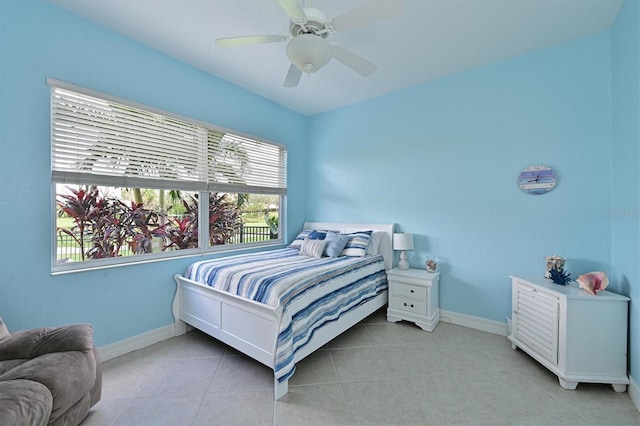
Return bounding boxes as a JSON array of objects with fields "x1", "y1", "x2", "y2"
[{"x1": 286, "y1": 34, "x2": 331, "y2": 74}]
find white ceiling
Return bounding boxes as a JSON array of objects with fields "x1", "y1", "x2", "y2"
[{"x1": 48, "y1": 0, "x2": 623, "y2": 116}]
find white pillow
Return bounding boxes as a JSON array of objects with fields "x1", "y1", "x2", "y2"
[
  {"x1": 299, "y1": 238, "x2": 327, "y2": 258},
  {"x1": 366, "y1": 231, "x2": 385, "y2": 255}
]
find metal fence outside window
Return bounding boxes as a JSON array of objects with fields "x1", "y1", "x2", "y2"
[
  {"x1": 231, "y1": 226, "x2": 275, "y2": 244},
  {"x1": 57, "y1": 225, "x2": 274, "y2": 261}
]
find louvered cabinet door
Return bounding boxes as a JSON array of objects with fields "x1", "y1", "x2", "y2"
[{"x1": 513, "y1": 282, "x2": 559, "y2": 365}]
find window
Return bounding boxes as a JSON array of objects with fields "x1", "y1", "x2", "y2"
[{"x1": 50, "y1": 79, "x2": 287, "y2": 272}]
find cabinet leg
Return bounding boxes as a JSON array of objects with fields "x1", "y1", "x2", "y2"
[
  {"x1": 415, "y1": 321, "x2": 434, "y2": 332},
  {"x1": 386, "y1": 314, "x2": 401, "y2": 323},
  {"x1": 511, "y1": 343, "x2": 517, "y2": 350},
  {"x1": 558, "y1": 378, "x2": 578, "y2": 390},
  {"x1": 611, "y1": 384, "x2": 627, "y2": 393}
]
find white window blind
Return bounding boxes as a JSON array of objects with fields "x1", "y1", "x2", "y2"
[{"x1": 49, "y1": 79, "x2": 287, "y2": 194}]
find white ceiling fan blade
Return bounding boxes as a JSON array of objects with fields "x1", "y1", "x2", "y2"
[
  {"x1": 283, "y1": 63, "x2": 302, "y2": 87},
  {"x1": 330, "y1": 0, "x2": 403, "y2": 33},
  {"x1": 277, "y1": 0, "x2": 306, "y2": 21},
  {"x1": 331, "y1": 44, "x2": 377, "y2": 76},
  {"x1": 216, "y1": 35, "x2": 288, "y2": 48}
]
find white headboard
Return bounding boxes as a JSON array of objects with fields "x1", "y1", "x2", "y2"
[{"x1": 302, "y1": 221, "x2": 396, "y2": 271}]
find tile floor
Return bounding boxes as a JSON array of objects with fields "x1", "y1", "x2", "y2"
[{"x1": 82, "y1": 309, "x2": 639, "y2": 425}]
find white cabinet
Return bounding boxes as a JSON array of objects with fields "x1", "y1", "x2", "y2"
[
  {"x1": 386, "y1": 268, "x2": 439, "y2": 332},
  {"x1": 508, "y1": 276, "x2": 630, "y2": 392}
]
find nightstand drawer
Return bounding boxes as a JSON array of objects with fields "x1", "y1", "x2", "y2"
[
  {"x1": 390, "y1": 296, "x2": 427, "y2": 315},
  {"x1": 391, "y1": 282, "x2": 427, "y2": 299}
]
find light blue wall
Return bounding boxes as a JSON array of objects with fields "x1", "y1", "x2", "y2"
[
  {"x1": 0, "y1": 1, "x2": 307, "y2": 346},
  {"x1": 612, "y1": 0, "x2": 640, "y2": 387},
  {"x1": 307, "y1": 33, "x2": 613, "y2": 322}
]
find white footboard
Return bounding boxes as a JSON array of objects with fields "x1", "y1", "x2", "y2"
[
  {"x1": 173, "y1": 274, "x2": 281, "y2": 368},
  {"x1": 172, "y1": 273, "x2": 388, "y2": 399}
]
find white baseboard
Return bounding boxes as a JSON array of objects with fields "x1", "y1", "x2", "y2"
[
  {"x1": 97, "y1": 324, "x2": 175, "y2": 362},
  {"x1": 439, "y1": 309, "x2": 509, "y2": 336},
  {"x1": 96, "y1": 311, "x2": 508, "y2": 362},
  {"x1": 629, "y1": 375, "x2": 640, "y2": 412},
  {"x1": 96, "y1": 310, "x2": 507, "y2": 363}
]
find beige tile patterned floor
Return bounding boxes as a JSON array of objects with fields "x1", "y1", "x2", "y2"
[{"x1": 82, "y1": 309, "x2": 640, "y2": 425}]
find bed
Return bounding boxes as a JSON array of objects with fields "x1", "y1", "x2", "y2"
[{"x1": 172, "y1": 221, "x2": 395, "y2": 399}]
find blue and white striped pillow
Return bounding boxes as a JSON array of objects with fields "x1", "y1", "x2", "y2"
[
  {"x1": 340, "y1": 230, "x2": 373, "y2": 257},
  {"x1": 288, "y1": 230, "x2": 312, "y2": 250},
  {"x1": 299, "y1": 238, "x2": 327, "y2": 258}
]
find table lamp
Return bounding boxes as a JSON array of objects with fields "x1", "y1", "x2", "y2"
[{"x1": 393, "y1": 233, "x2": 414, "y2": 270}]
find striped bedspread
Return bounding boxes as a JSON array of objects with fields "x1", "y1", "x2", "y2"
[{"x1": 184, "y1": 248, "x2": 388, "y2": 382}]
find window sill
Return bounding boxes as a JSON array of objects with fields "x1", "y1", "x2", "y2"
[{"x1": 51, "y1": 241, "x2": 286, "y2": 275}]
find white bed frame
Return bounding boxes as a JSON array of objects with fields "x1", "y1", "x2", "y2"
[{"x1": 172, "y1": 221, "x2": 395, "y2": 399}]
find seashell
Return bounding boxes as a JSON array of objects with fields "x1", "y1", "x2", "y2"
[
  {"x1": 425, "y1": 258, "x2": 437, "y2": 273},
  {"x1": 577, "y1": 271, "x2": 609, "y2": 295}
]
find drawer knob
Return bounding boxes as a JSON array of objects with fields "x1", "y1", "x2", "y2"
[
  {"x1": 403, "y1": 302, "x2": 414, "y2": 308},
  {"x1": 410, "y1": 289, "x2": 414, "y2": 293}
]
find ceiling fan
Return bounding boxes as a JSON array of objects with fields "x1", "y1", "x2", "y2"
[{"x1": 215, "y1": 0, "x2": 403, "y2": 87}]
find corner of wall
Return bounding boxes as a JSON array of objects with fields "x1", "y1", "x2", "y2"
[{"x1": 629, "y1": 374, "x2": 640, "y2": 412}]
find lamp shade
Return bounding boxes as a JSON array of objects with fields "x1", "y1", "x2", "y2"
[
  {"x1": 393, "y1": 233, "x2": 414, "y2": 251},
  {"x1": 286, "y1": 34, "x2": 332, "y2": 74}
]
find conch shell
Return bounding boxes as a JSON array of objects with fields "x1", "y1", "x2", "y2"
[{"x1": 576, "y1": 271, "x2": 609, "y2": 295}]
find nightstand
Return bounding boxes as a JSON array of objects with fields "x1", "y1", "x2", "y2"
[{"x1": 386, "y1": 268, "x2": 440, "y2": 332}]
